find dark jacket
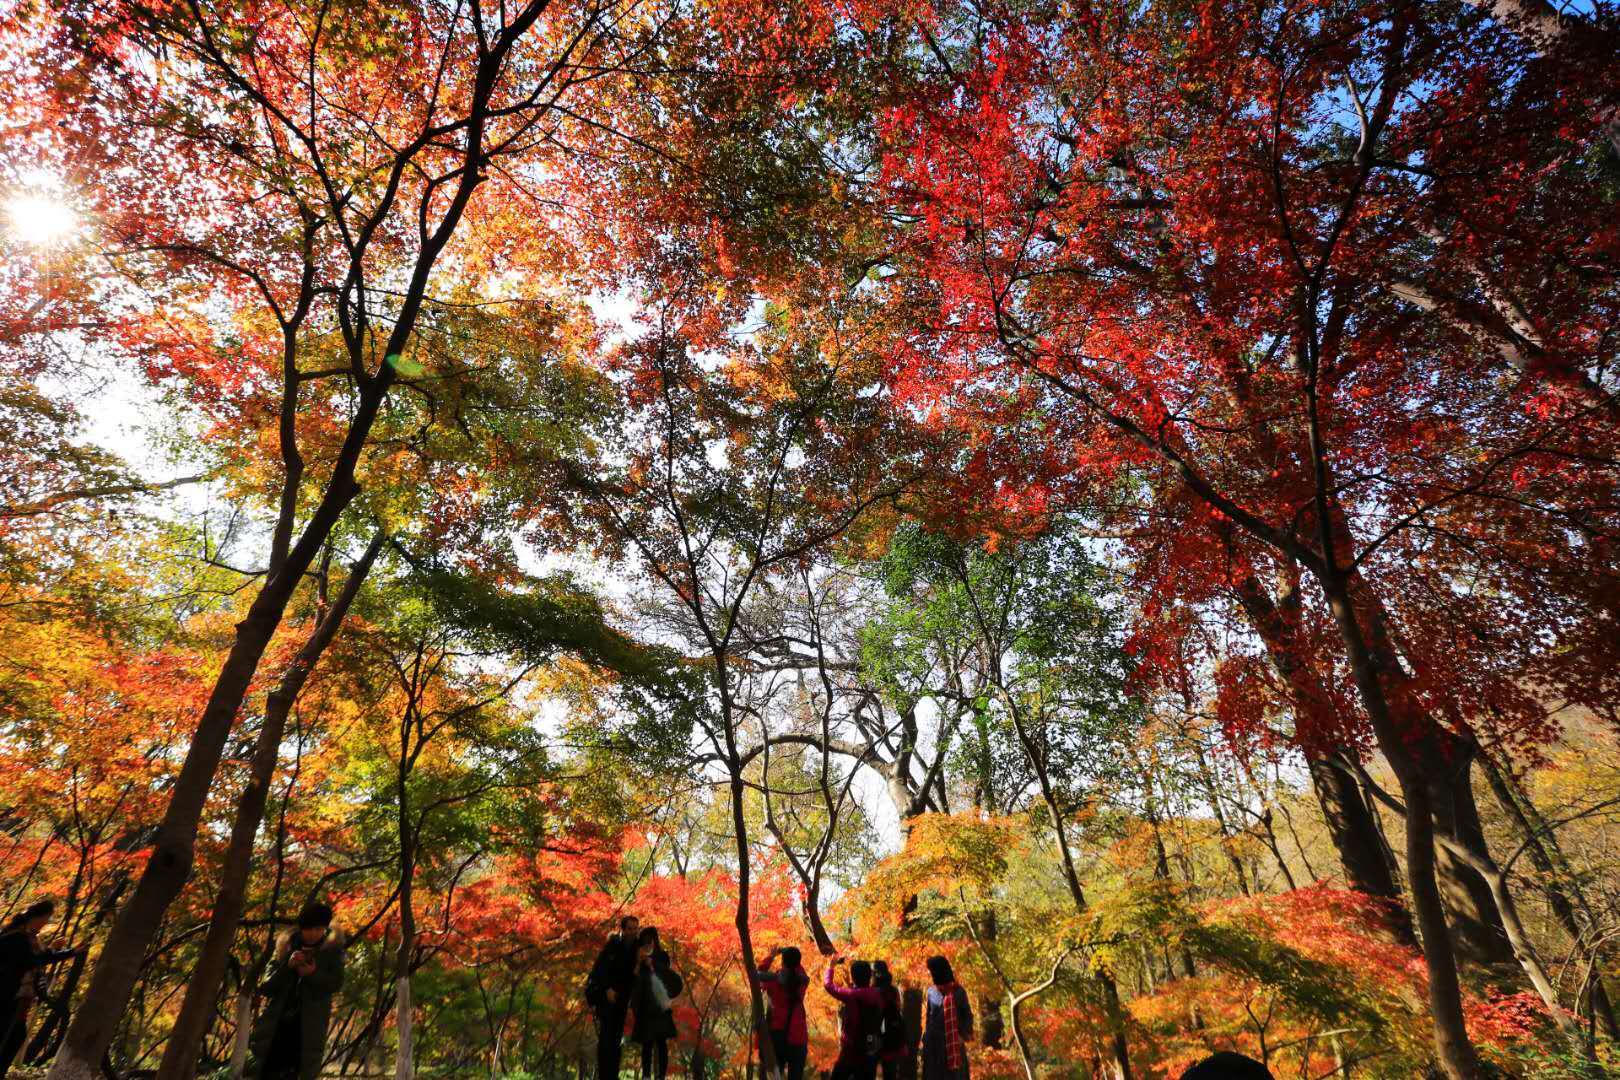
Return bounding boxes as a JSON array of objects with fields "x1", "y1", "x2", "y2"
[
  {"x1": 586, "y1": 933, "x2": 638, "y2": 1013},
  {"x1": 0, "y1": 930, "x2": 73, "y2": 1005},
  {"x1": 630, "y1": 950, "x2": 679, "y2": 1044},
  {"x1": 246, "y1": 927, "x2": 347, "y2": 1080}
]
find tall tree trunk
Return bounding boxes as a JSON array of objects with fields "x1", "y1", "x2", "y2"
[
  {"x1": 1307, "y1": 756, "x2": 1416, "y2": 945},
  {"x1": 158, "y1": 534, "x2": 384, "y2": 1080},
  {"x1": 1229, "y1": 559, "x2": 1415, "y2": 941},
  {"x1": 978, "y1": 910, "x2": 1005, "y2": 1050},
  {"x1": 899, "y1": 988, "x2": 923, "y2": 1080},
  {"x1": 719, "y1": 673, "x2": 776, "y2": 1078},
  {"x1": 1321, "y1": 577, "x2": 1481, "y2": 1078},
  {"x1": 396, "y1": 713, "x2": 418, "y2": 1080},
  {"x1": 394, "y1": 970, "x2": 414, "y2": 1080},
  {"x1": 1432, "y1": 831, "x2": 1588, "y2": 1049},
  {"x1": 999, "y1": 703, "x2": 1132, "y2": 1080},
  {"x1": 44, "y1": 16, "x2": 528, "y2": 1062},
  {"x1": 228, "y1": 987, "x2": 254, "y2": 1079},
  {"x1": 49, "y1": 384, "x2": 396, "y2": 1080},
  {"x1": 1427, "y1": 755, "x2": 1517, "y2": 974}
]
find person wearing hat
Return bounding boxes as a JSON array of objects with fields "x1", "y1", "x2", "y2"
[{"x1": 246, "y1": 901, "x2": 347, "y2": 1080}]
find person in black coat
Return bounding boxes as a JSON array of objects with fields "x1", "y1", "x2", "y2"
[
  {"x1": 0, "y1": 901, "x2": 82, "y2": 1079},
  {"x1": 245, "y1": 902, "x2": 347, "y2": 1080},
  {"x1": 586, "y1": 915, "x2": 641, "y2": 1080},
  {"x1": 630, "y1": 927, "x2": 681, "y2": 1080}
]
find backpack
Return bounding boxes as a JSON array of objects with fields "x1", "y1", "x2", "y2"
[
  {"x1": 880, "y1": 989, "x2": 906, "y2": 1053},
  {"x1": 857, "y1": 999, "x2": 884, "y2": 1059}
]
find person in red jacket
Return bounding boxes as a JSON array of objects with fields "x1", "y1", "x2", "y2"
[
  {"x1": 755, "y1": 946, "x2": 810, "y2": 1080},
  {"x1": 823, "y1": 956, "x2": 883, "y2": 1080}
]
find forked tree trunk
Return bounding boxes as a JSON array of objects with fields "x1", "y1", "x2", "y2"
[
  {"x1": 158, "y1": 534, "x2": 384, "y2": 1079},
  {"x1": 47, "y1": 480, "x2": 366, "y2": 1080},
  {"x1": 45, "y1": 11, "x2": 533, "y2": 1067},
  {"x1": 999, "y1": 703, "x2": 1132, "y2": 1080},
  {"x1": 1428, "y1": 757, "x2": 1517, "y2": 974},
  {"x1": 1438, "y1": 838, "x2": 1582, "y2": 1042}
]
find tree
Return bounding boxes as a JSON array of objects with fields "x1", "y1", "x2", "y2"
[
  {"x1": 27, "y1": 0, "x2": 636, "y2": 1070},
  {"x1": 508, "y1": 302, "x2": 916, "y2": 1071},
  {"x1": 870, "y1": 521, "x2": 1143, "y2": 1078},
  {"x1": 871, "y1": 0, "x2": 1619, "y2": 1069}
]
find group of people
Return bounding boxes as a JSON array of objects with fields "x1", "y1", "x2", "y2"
[
  {"x1": 0, "y1": 897, "x2": 346, "y2": 1080},
  {"x1": 760, "y1": 948, "x2": 971, "y2": 1080},
  {"x1": 586, "y1": 919, "x2": 972, "y2": 1080},
  {"x1": 586, "y1": 916, "x2": 686, "y2": 1080},
  {"x1": 0, "y1": 896, "x2": 1271, "y2": 1080},
  {"x1": 586, "y1": 920, "x2": 1277, "y2": 1080}
]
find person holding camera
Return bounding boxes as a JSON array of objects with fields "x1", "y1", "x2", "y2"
[
  {"x1": 823, "y1": 956, "x2": 884, "y2": 1080},
  {"x1": 246, "y1": 901, "x2": 347, "y2": 1080},
  {"x1": 754, "y1": 946, "x2": 809, "y2": 1080}
]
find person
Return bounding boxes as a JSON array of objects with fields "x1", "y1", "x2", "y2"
[
  {"x1": 586, "y1": 915, "x2": 641, "y2": 1080},
  {"x1": 823, "y1": 956, "x2": 884, "y2": 1080},
  {"x1": 1181, "y1": 1051, "x2": 1275, "y2": 1079},
  {"x1": 246, "y1": 901, "x2": 347, "y2": 1080},
  {"x1": 920, "y1": 956, "x2": 972, "y2": 1080},
  {"x1": 630, "y1": 927, "x2": 681, "y2": 1080},
  {"x1": 755, "y1": 946, "x2": 809, "y2": 1080},
  {"x1": 871, "y1": 961, "x2": 909, "y2": 1080},
  {"x1": 0, "y1": 901, "x2": 81, "y2": 1079}
]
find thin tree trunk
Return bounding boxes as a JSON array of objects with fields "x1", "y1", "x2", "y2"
[
  {"x1": 978, "y1": 910, "x2": 1005, "y2": 1050},
  {"x1": 395, "y1": 971, "x2": 414, "y2": 1080},
  {"x1": 228, "y1": 989, "x2": 253, "y2": 1078},
  {"x1": 1000, "y1": 704, "x2": 1132, "y2": 1080},
  {"x1": 719, "y1": 671, "x2": 776, "y2": 1078},
  {"x1": 396, "y1": 699, "x2": 418, "y2": 1080},
  {"x1": 1477, "y1": 751, "x2": 1620, "y2": 1039},
  {"x1": 1192, "y1": 745, "x2": 1252, "y2": 897},
  {"x1": 159, "y1": 533, "x2": 384, "y2": 1080},
  {"x1": 1433, "y1": 833, "x2": 1585, "y2": 1047}
]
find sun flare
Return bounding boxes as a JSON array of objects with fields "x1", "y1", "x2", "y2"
[{"x1": 5, "y1": 194, "x2": 80, "y2": 247}]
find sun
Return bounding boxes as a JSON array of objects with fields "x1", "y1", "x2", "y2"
[{"x1": 5, "y1": 193, "x2": 80, "y2": 247}]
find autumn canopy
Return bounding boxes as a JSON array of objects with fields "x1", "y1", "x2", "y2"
[{"x1": 0, "y1": 0, "x2": 1617, "y2": 1077}]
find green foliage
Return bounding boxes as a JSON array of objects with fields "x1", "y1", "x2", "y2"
[
  {"x1": 862, "y1": 520, "x2": 1144, "y2": 811},
  {"x1": 409, "y1": 563, "x2": 711, "y2": 769}
]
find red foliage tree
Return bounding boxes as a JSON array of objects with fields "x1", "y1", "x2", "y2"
[{"x1": 870, "y1": 0, "x2": 1620, "y2": 1071}]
